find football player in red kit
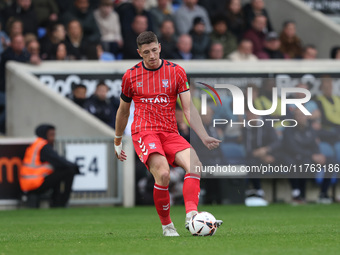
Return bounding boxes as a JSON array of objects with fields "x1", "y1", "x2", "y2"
[{"x1": 114, "y1": 31, "x2": 222, "y2": 236}]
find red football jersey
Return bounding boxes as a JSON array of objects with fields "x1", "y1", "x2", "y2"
[{"x1": 121, "y1": 60, "x2": 189, "y2": 135}]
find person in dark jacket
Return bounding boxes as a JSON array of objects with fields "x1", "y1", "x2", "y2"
[
  {"x1": 242, "y1": 106, "x2": 281, "y2": 202},
  {"x1": 122, "y1": 15, "x2": 148, "y2": 59},
  {"x1": 60, "y1": 0, "x2": 101, "y2": 43},
  {"x1": 257, "y1": 31, "x2": 286, "y2": 59},
  {"x1": 225, "y1": 0, "x2": 246, "y2": 41},
  {"x1": 283, "y1": 110, "x2": 334, "y2": 204},
  {"x1": 1, "y1": 0, "x2": 38, "y2": 35},
  {"x1": 116, "y1": 0, "x2": 153, "y2": 40},
  {"x1": 66, "y1": 83, "x2": 87, "y2": 108},
  {"x1": 158, "y1": 19, "x2": 177, "y2": 59},
  {"x1": 64, "y1": 19, "x2": 89, "y2": 60},
  {"x1": 84, "y1": 81, "x2": 113, "y2": 127},
  {"x1": 22, "y1": 124, "x2": 79, "y2": 208},
  {"x1": 189, "y1": 16, "x2": 210, "y2": 59},
  {"x1": 0, "y1": 34, "x2": 35, "y2": 133},
  {"x1": 32, "y1": 0, "x2": 59, "y2": 27},
  {"x1": 242, "y1": 0, "x2": 273, "y2": 32}
]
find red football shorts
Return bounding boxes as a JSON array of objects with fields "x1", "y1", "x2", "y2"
[{"x1": 132, "y1": 131, "x2": 190, "y2": 169}]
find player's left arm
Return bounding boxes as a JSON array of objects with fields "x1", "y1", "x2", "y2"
[{"x1": 179, "y1": 91, "x2": 221, "y2": 150}]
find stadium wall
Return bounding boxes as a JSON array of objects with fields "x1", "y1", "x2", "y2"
[{"x1": 264, "y1": 0, "x2": 340, "y2": 58}]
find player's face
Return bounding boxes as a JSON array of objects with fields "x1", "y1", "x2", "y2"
[{"x1": 138, "y1": 42, "x2": 161, "y2": 69}]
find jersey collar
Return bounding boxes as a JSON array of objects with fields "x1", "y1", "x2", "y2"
[{"x1": 142, "y1": 59, "x2": 163, "y2": 71}]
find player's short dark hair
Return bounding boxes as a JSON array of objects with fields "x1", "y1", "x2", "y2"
[{"x1": 136, "y1": 31, "x2": 158, "y2": 48}]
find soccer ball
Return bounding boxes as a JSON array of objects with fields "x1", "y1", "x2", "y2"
[{"x1": 188, "y1": 212, "x2": 217, "y2": 236}]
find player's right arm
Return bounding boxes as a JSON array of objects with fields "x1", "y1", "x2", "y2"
[
  {"x1": 114, "y1": 99, "x2": 131, "y2": 161},
  {"x1": 115, "y1": 71, "x2": 133, "y2": 161}
]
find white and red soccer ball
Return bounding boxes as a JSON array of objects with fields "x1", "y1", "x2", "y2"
[{"x1": 188, "y1": 212, "x2": 217, "y2": 236}]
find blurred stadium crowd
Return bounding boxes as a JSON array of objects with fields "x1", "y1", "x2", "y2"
[
  {"x1": 0, "y1": 0, "x2": 340, "y2": 205},
  {"x1": 1, "y1": 0, "x2": 340, "y2": 65}
]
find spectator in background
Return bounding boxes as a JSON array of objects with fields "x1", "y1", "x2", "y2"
[
  {"x1": 287, "y1": 83, "x2": 321, "y2": 126},
  {"x1": 47, "y1": 42, "x2": 71, "y2": 60},
  {"x1": 2, "y1": 0, "x2": 38, "y2": 35},
  {"x1": 158, "y1": 19, "x2": 177, "y2": 59},
  {"x1": 242, "y1": 105, "x2": 281, "y2": 206},
  {"x1": 257, "y1": 31, "x2": 286, "y2": 59},
  {"x1": 316, "y1": 77, "x2": 340, "y2": 133},
  {"x1": 6, "y1": 18, "x2": 24, "y2": 38},
  {"x1": 0, "y1": 0, "x2": 12, "y2": 11},
  {"x1": 198, "y1": 0, "x2": 225, "y2": 20},
  {"x1": 254, "y1": 78, "x2": 283, "y2": 134},
  {"x1": 19, "y1": 124, "x2": 79, "y2": 208},
  {"x1": 189, "y1": 17, "x2": 210, "y2": 59},
  {"x1": 150, "y1": 0, "x2": 175, "y2": 37},
  {"x1": 174, "y1": 0, "x2": 212, "y2": 35},
  {"x1": 60, "y1": 0, "x2": 101, "y2": 43},
  {"x1": 66, "y1": 83, "x2": 87, "y2": 108},
  {"x1": 225, "y1": 0, "x2": 245, "y2": 41},
  {"x1": 26, "y1": 38, "x2": 41, "y2": 64},
  {"x1": 302, "y1": 44, "x2": 317, "y2": 60},
  {"x1": 243, "y1": 15, "x2": 267, "y2": 57},
  {"x1": 228, "y1": 38, "x2": 257, "y2": 61},
  {"x1": 94, "y1": 0, "x2": 123, "y2": 57},
  {"x1": 243, "y1": 0, "x2": 272, "y2": 32},
  {"x1": 65, "y1": 19, "x2": 89, "y2": 60},
  {"x1": 84, "y1": 81, "x2": 114, "y2": 127},
  {"x1": 208, "y1": 42, "x2": 224, "y2": 59},
  {"x1": 191, "y1": 105, "x2": 224, "y2": 204},
  {"x1": 123, "y1": 15, "x2": 148, "y2": 59},
  {"x1": 330, "y1": 46, "x2": 340, "y2": 59},
  {"x1": 39, "y1": 22, "x2": 66, "y2": 60},
  {"x1": 279, "y1": 21, "x2": 303, "y2": 59},
  {"x1": 0, "y1": 33, "x2": 33, "y2": 92},
  {"x1": 283, "y1": 110, "x2": 333, "y2": 204},
  {"x1": 172, "y1": 34, "x2": 194, "y2": 60},
  {"x1": 210, "y1": 15, "x2": 237, "y2": 58},
  {"x1": 32, "y1": 0, "x2": 58, "y2": 27},
  {"x1": 0, "y1": 33, "x2": 39, "y2": 133},
  {"x1": 117, "y1": 0, "x2": 153, "y2": 39},
  {"x1": 85, "y1": 43, "x2": 115, "y2": 61},
  {"x1": 0, "y1": 23, "x2": 10, "y2": 55}
]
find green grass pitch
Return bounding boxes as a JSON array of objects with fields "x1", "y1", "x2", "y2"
[{"x1": 1, "y1": 204, "x2": 340, "y2": 255}]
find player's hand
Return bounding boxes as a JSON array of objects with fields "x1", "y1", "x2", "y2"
[
  {"x1": 114, "y1": 137, "x2": 127, "y2": 161},
  {"x1": 202, "y1": 136, "x2": 222, "y2": 150}
]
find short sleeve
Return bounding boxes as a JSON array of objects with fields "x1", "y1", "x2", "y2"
[
  {"x1": 121, "y1": 71, "x2": 133, "y2": 102},
  {"x1": 176, "y1": 66, "x2": 190, "y2": 94}
]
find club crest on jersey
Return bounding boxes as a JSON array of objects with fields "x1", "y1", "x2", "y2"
[
  {"x1": 137, "y1": 82, "x2": 143, "y2": 87},
  {"x1": 162, "y1": 79, "x2": 169, "y2": 88},
  {"x1": 149, "y1": 143, "x2": 156, "y2": 149}
]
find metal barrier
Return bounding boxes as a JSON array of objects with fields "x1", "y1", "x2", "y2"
[{"x1": 55, "y1": 137, "x2": 123, "y2": 205}]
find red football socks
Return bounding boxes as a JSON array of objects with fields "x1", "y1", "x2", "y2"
[
  {"x1": 183, "y1": 173, "x2": 201, "y2": 213},
  {"x1": 153, "y1": 184, "x2": 172, "y2": 225}
]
